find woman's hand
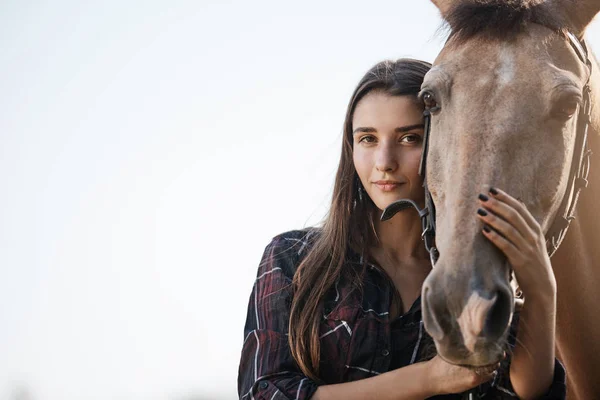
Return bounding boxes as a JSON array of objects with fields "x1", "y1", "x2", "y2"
[
  {"x1": 476, "y1": 187, "x2": 557, "y2": 299},
  {"x1": 426, "y1": 355, "x2": 498, "y2": 395},
  {"x1": 476, "y1": 187, "x2": 559, "y2": 399}
]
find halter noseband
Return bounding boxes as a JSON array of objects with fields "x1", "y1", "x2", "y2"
[{"x1": 381, "y1": 31, "x2": 593, "y2": 264}]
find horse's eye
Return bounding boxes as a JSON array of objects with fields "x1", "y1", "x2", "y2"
[
  {"x1": 552, "y1": 96, "x2": 580, "y2": 121},
  {"x1": 422, "y1": 92, "x2": 438, "y2": 110}
]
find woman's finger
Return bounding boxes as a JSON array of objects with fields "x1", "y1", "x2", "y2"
[
  {"x1": 478, "y1": 191, "x2": 537, "y2": 243},
  {"x1": 486, "y1": 187, "x2": 541, "y2": 235},
  {"x1": 477, "y1": 207, "x2": 524, "y2": 250},
  {"x1": 482, "y1": 224, "x2": 524, "y2": 266}
]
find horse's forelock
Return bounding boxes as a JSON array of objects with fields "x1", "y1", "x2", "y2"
[{"x1": 444, "y1": 1, "x2": 570, "y2": 43}]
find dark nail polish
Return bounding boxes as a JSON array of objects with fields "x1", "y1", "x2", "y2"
[
  {"x1": 478, "y1": 193, "x2": 489, "y2": 202},
  {"x1": 477, "y1": 208, "x2": 488, "y2": 216},
  {"x1": 489, "y1": 187, "x2": 499, "y2": 195},
  {"x1": 483, "y1": 225, "x2": 492, "y2": 233}
]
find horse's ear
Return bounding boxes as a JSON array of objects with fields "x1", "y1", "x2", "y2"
[
  {"x1": 554, "y1": 0, "x2": 600, "y2": 35},
  {"x1": 430, "y1": 0, "x2": 455, "y2": 17}
]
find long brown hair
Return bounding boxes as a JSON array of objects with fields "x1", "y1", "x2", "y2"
[{"x1": 288, "y1": 58, "x2": 432, "y2": 381}]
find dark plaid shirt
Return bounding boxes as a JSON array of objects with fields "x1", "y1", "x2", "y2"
[{"x1": 238, "y1": 229, "x2": 566, "y2": 400}]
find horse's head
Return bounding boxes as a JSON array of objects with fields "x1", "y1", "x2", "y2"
[{"x1": 421, "y1": 0, "x2": 600, "y2": 367}]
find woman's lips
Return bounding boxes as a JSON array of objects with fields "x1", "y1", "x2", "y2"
[{"x1": 373, "y1": 181, "x2": 404, "y2": 192}]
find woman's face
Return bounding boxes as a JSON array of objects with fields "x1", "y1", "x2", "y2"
[{"x1": 352, "y1": 91, "x2": 425, "y2": 211}]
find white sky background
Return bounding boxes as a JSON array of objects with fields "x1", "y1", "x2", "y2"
[{"x1": 1, "y1": 1, "x2": 599, "y2": 399}]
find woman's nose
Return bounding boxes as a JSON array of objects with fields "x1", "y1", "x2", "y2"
[{"x1": 375, "y1": 144, "x2": 398, "y2": 172}]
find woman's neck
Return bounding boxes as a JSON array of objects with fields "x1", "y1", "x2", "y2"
[{"x1": 372, "y1": 208, "x2": 430, "y2": 266}]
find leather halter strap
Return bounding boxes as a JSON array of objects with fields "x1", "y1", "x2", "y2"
[
  {"x1": 381, "y1": 30, "x2": 593, "y2": 264},
  {"x1": 381, "y1": 105, "x2": 439, "y2": 266},
  {"x1": 545, "y1": 32, "x2": 593, "y2": 257}
]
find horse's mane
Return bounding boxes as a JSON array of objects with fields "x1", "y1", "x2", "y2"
[{"x1": 444, "y1": 1, "x2": 573, "y2": 43}]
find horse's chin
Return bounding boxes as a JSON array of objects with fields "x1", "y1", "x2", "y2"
[
  {"x1": 434, "y1": 338, "x2": 506, "y2": 369},
  {"x1": 469, "y1": 363, "x2": 502, "y2": 376}
]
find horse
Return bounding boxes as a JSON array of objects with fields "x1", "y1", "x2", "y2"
[{"x1": 418, "y1": 1, "x2": 600, "y2": 398}]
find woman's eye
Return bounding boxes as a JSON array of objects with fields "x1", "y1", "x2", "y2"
[
  {"x1": 401, "y1": 134, "x2": 422, "y2": 144},
  {"x1": 359, "y1": 135, "x2": 376, "y2": 143}
]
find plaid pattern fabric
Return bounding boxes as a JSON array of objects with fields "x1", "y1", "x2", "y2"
[{"x1": 238, "y1": 229, "x2": 566, "y2": 400}]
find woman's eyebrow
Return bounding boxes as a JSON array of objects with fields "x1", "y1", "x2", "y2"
[
  {"x1": 353, "y1": 124, "x2": 425, "y2": 135},
  {"x1": 352, "y1": 127, "x2": 376, "y2": 135},
  {"x1": 395, "y1": 124, "x2": 425, "y2": 133}
]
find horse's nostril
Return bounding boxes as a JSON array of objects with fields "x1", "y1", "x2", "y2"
[
  {"x1": 483, "y1": 287, "x2": 513, "y2": 341},
  {"x1": 422, "y1": 284, "x2": 446, "y2": 341},
  {"x1": 456, "y1": 286, "x2": 514, "y2": 353}
]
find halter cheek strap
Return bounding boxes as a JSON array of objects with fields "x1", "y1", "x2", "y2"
[
  {"x1": 545, "y1": 32, "x2": 593, "y2": 257},
  {"x1": 381, "y1": 107, "x2": 439, "y2": 267}
]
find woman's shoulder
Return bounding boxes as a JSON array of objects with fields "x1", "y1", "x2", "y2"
[
  {"x1": 256, "y1": 227, "x2": 322, "y2": 280},
  {"x1": 267, "y1": 227, "x2": 322, "y2": 253}
]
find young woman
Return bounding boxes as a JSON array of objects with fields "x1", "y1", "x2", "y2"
[{"x1": 238, "y1": 59, "x2": 566, "y2": 400}]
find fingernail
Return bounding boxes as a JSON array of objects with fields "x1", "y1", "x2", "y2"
[
  {"x1": 477, "y1": 208, "x2": 488, "y2": 216},
  {"x1": 483, "y1": 225, "x2": 491, "y2": 233},
  {"x1": 489, "y1": 187, "x2": 499, "y2": 195},
  {"x1": 478, "y1": 193, "x2": 489, "y2": 202}
]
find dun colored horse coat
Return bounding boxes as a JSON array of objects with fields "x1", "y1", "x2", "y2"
[{"x1": 421, "y1": 1, "x2": 600, "y2": 398}]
